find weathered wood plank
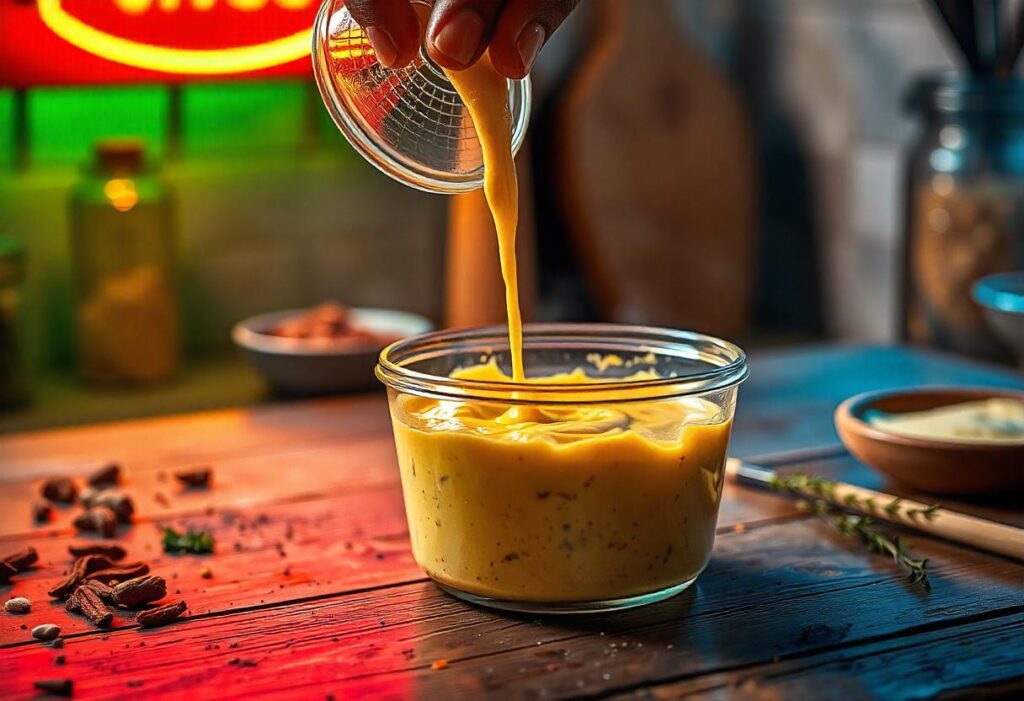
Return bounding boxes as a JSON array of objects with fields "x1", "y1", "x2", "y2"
[
  {"x1": 0, "y1": 475, "x2": 802, "y2": 644},
  {"x1": 615, "y1": 613, "x2": 1024, "y2": 701},
  {"x1": 0, "y1": 484, "x2": 414, "y2": 643},
  {"x1": 2, "y1": 517, "x2": 1020, "y2": 700},
  {"x1": 0, "y1": 395, "x2": 391, "y2": 480},
  {"x1": 0, "y1": 434, "x2": 399, "y2": 538},
  {"x1": 732, "y1": 345, "x2": 1024, "y2": 457}
]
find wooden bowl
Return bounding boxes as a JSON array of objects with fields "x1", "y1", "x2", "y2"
[{"x1": 835, "y1": 387, "x2": 1024, "y2": 496}]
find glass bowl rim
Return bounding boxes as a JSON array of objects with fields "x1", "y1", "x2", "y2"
[
  {"x1": 311, "y1": 0, "x2": 532, "y2": 194},
  {"x1": 376, "y1": 323, "x2": 748, "y2": 404}
]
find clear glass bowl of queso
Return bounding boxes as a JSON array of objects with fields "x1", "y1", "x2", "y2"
[{"x1": 377, "y1": 324, "x2": 748, "y2": 613}]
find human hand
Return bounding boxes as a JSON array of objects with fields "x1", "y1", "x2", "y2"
[{"x1": 345, "y1": 0, "x2": 580, "y2": 78}]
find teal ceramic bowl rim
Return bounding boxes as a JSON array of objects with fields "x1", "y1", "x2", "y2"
[{"x1": 973, "y1": 272, "x2": 1024, "y2": 314}]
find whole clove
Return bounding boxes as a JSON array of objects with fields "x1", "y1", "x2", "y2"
[
  {"x1": 2, "y1": 546, "x2": 38, "y2": 572},
  {"x1": 84, "y1": 561, "x2": 149, "y2": 585},
  {"x1": 88, "y1": 491, "x2": 135, "y2": 524},
  {"x1": 66, "y1": 585, "x2": 113, "y2": 628},
  {"x1": 73, "y1": 506, "x2": 118, "y2": 538},
  {"x1": 81, "y1": 579, "x2": 115, "y2": 603},
  {"x1": 49, "y1": 554, "x2": 115, "y2": 598},
  {"x1": 34, "y1": 679, "x2": 73, "y2": 696},
  {"x1": 32, "y1": 623, "x2": 61, "y2": 641},
  {"x1": 87, "y1": 462, "x2": 121, "y2": 487},
  {"x1": 174, "y1": 467, "x2": 212, "y2": 488},
  {"x1": 69, "y1": 542, "x2": 127, "y2": 560},
  {"x1": 78, "y1": 487, "x2": 98, "y2": 508},
  {"x1": 112, "y1": 575, "x2": 166, "y2": 608},
  {"x1": 0, "y1": 561, "x2": 16, "y2": 585},
  {"x1": 33, "y1": 501, "x2": 53, "y2": 523},
  {"x1": 41, "y1": 477, "x2": 77, "y2": 504},
  {"x1": 136, "y1": 599, "x2": 186, "y2": 628}
]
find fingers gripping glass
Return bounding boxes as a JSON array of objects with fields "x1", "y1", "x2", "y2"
[{"x1": 312, "y1": 0, "x2": 531, "y2": 194}]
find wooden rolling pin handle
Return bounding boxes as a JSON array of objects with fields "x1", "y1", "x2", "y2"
[
  {"x1": 728, "y1": 460, "x2": 1024, "y2": 562},
  {"x1": 827, "y1": 483, "x2": 1024, "y2": 562}
]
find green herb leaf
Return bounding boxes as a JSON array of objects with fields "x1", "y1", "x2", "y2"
[
  {"x1": 162, "y1": 526, "x2": 214, "y2": 554},
  {"x1": 884, "y1": 498, "x2": 903, "y2": 516},
  {"x1": 764, "y1": 472, "x2": 931, "y2": 589}
]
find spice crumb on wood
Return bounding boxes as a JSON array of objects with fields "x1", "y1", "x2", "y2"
[
  {"x1": 41, "y1": 477, "x2": 77, "y2": 504},
  {"x1": 87, "y1": 462, "x2": 121, "y2": 487},
  {"x1": 34, "y1": 679, "x2": 73, "y2": 696},
  {"x1": 33, "y1": 501, "x2": 53, "y2": 523},
  {"x1": 136, "y1": 599, "x2": 187, "y2": 628},
  {"x1": 69, "y1": 542, "x2": 127, "y2": 560},
  {"x1": 175, "y1": 467, "x2": 213, "y2": 488}
]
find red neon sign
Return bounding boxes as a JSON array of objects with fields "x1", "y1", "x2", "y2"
[{"x1": 0, "y1": 0, "x2": 322, "y2": 86}]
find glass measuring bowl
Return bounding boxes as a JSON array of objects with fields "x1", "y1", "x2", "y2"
[
  {"x1": 312, "y1": 0, "x2": 531, "y2": 194},
  {"x1": 377, "y1": 323, "x2": 748, "y2": 613}
]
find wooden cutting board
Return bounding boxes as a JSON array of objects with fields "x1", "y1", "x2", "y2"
[{"x1": 557, "y1": 0, "x2": 756, "y2": 334}]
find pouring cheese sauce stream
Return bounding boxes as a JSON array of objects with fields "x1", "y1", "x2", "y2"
[{"x1": 444, "y1": 55, "x2": 525, "y2": 381}]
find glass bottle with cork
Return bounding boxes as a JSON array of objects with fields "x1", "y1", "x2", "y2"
[{"x1": 69, "y1": 139, "x2": 180, "y2": 384}]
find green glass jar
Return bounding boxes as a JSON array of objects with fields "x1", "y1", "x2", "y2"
[
  {"x1": 69, "y1": 139, "x2": 180, "y2": 384},
  {"x1": 0, "y1": 235, "x2": 28, "y2": 408}
]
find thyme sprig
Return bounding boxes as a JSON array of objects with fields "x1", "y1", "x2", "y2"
[{"x1": 768, "y1": 472, "x2": 937, "y2": 589}]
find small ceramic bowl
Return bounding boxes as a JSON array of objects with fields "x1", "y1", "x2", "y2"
[
  {"x1": 835, "y1": 387, "x2": 1024, "y2": 495},
  {"x1": 974, "y1": 272, "x2": 1024, "y2": 365},
  {"x1": 233, "y1": 307, "x2": 432, "y2": 396}
]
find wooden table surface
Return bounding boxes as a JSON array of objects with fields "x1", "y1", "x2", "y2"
[{"x1": 1, "y1": 345, "x2": 1022, "y2": 700}]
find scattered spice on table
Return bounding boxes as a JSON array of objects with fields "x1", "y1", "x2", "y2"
[
  {"x1": 432, "y1": 659, "x2": 449, "y2": 671},
  {"x1": 41, "y1": 477, "x2": 77, "y2": 504},
  {"x1": 73, "y1": 506, "x2": 118, "y2": 538},
  {"x1": 32, "y1": 624, "x2": 61, "y2": 641},
  {"x1": 228, "y1": 658, "x2": 258, "y2": 667},
  {"x1": 34, "y1": 679, "x2": 73, "y2": 696},
  {"x1": 175, "y1": 467, "x2": 212, "y2": 488},
  {"x1": 69, "y1": 542, "x2": 127, "y2": 560},
  {"x1": 66, "y1": 585, "x2": 114, "y2": 628},
  {"x1": 3, "y1": 546, "x2": 38, "y2": 572},
  {"x1": 84, "y1": 561, "x2": 150, "y2": 585},
  {"x1": 49, "y1": 554, "x2": 117, "y2": 598},
  {"x1": 33, "y1": 501, "x2": 53, "y2": 523},
  {"x1": 112, "y1": 575, "x2": 167, "y2": 608},
  {"x1": 200, "y1": 566, "x2": 213, "y2": 579},
  {"x1": 4, "y1": 596, "x2": 31, "y2": 614},
  {"x1": 89, "y1": 491, "x2": 135, "y2": 523},
  {"x1": 136, "y1": 600, "x2": 187, "y2": 628},
  {"x1": 87, "y1": 462, "x2": 121, "y2": 488}
]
